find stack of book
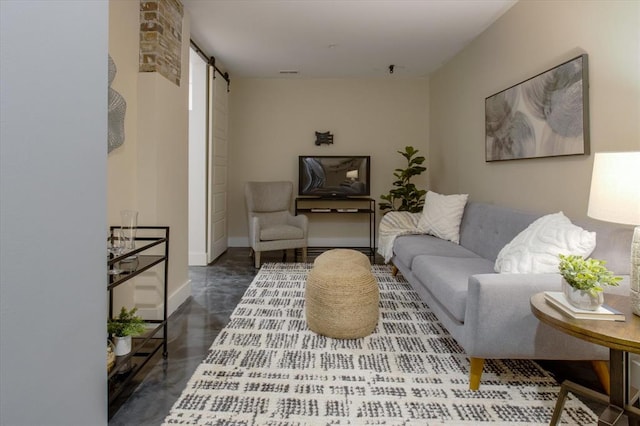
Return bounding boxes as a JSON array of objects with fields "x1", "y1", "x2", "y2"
[{"x1": 544, "y1": 291, "x2": 625, "y2": 321}]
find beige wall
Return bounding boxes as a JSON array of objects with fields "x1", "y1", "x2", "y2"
[
  {"x1": 228, "y1": 78, "x2": 429, "y2": 246},
  {"x1": 108, "y1": 0, "x2": 190, "y2": 316},
  {"x1": 108, "y1": 0, "x2": 138, "y2": 214},
  {"x1": 429, "y1": 0, "x2": 640, "y2": 220}
]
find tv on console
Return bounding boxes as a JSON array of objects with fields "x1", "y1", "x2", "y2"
[{"x1": 298, "y1": 155, "x2": 370, "y2": 198}]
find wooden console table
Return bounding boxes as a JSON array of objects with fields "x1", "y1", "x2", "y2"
[{"x1": 530, "y1": 292, "x2": 640, "y2": 425}]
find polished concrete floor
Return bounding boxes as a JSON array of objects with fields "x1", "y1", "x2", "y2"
[{"x1": 109, "y1": 247, "x2": 606, "y2": 425}]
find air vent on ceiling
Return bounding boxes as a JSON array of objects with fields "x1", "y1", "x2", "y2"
[{"x1": 279, "y1": 70, "x2": 299, "y2": 75}]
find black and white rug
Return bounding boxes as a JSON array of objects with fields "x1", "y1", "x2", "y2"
[{"x1": 163, "y1": 263, "x2": 597, "y2": 425}]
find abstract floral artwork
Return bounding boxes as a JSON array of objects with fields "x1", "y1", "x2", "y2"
[{"x1": 485, "y1": 54, "x2": 589, "y2": 162}]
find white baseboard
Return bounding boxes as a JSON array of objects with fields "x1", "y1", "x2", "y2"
[
  {"x1": 137, "y1": 278, "x2": 191, "y2": 320},
  {"x1": 189, "y1": 251, "x2": 208, "y2": 266},
  {"x1": 167, "y1": 279, "x2": 192, "y2": 317}
]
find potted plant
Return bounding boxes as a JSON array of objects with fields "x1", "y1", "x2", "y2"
[
  {"x1": 107, "y1": 306, "x2": 146, "y2": 356},
  {"x1": 379, "y1": 146, "x2": 427, "y2": 213},
  {"x1": 558, "y1": 254, "x2": 622, "y2": 310}
]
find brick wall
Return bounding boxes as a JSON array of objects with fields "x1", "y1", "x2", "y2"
[{"x1": 139, "y1": 0, "x2": 183, "y2": 86}]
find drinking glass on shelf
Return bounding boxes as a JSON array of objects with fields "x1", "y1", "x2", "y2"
[
  {"x1": 107, "y1": 229, "x2": 125, "y2": 275},
  {"x1": 120, "y1": 209, "x2": 138, "y2": 261}
]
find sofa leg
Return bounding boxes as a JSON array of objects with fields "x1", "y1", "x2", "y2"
[
  {"x1": 469, "y1": 357, "x2": 485, "y2": 390},
  {"x1": 591, "y1": 360, "x2": 610, "y2": 395},
  {"x1": 391, "y1": 265, "x2": 399, "y2": 276},
  {"x1": 254, "y1": 251, "x2": 261, "y2": 269},
  {"x1": 302, "y1": 247, "x2": 308, "y2": 263}
]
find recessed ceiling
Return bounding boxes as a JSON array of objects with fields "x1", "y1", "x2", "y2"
[{"x1": 182, "y1": 0, "x2": 517, "y2": 78}]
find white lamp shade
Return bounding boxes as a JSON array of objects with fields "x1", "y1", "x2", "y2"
[
  {"x1": 587, "y1": 152, "x2": 640, "y2": 225},
  {"x1": 346, "y1": 169, "x2": 359, "y2": 179}
]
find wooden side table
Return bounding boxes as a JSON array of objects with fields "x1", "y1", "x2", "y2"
[{"x1": 530, "y1": 292, "x2": 640, "y2": 425}]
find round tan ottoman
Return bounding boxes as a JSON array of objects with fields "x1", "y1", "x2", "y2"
[
  {"x1": 313, "y1": 248, "x2": 371, "y2": 270},
  {"x1": 305, "y1": 261, "x2": 379, "y2": 339}
]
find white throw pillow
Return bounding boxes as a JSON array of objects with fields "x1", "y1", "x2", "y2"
[
  {"x1": 494, "y1": 212, "x2": 596, "y2": 273},
  {"x1": 418, "y1": 191, "x2": 469, "y2": 244}
]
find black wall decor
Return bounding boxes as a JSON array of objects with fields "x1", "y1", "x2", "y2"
[{"x1": 315, "y1": 131, "x2": 334, "y2": 146}]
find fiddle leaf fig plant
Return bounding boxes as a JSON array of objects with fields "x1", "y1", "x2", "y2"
[
  {"x1": 107, "y1": 306, "x2": 146, "y2": 337},
  {"x1": 558, "y1": 254, "x2": 621, "y2": 296},
  {"x1": 380, "y1": 146, "x2": 427, "y2": 213}
]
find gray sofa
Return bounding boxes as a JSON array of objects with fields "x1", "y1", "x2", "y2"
[{"x1": 389, "y1": 201, "x2": 633, "y2": 390}]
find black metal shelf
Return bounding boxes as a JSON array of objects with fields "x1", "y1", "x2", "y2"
[
  {"x1": 295, "y1": 197, "x2": 376, "y2": 262},
  {"x1": 296, "y1": 208, "x2": 374, "y2": 214},
  {"x1": 108, "y1": 255, "x2": 166, "y2": 291},
  {"x1": 107, "y1": 226, "x2": 169, "y2": 410}
]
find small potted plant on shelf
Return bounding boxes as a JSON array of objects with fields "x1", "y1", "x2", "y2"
[
  {"x1": 558, "y1": 254, "x2": 622, "y2": 311},
  {"x1": 107, "y1": 306, "x2": 146, "y2": 357}
]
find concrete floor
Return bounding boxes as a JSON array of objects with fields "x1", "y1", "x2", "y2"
[{"x1": 108, "y1": 247, "x2": 607, "y2": 425}]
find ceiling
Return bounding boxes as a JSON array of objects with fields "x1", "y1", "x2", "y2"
[{"x1": 182, "y1": 0, "x2": 517, "y2": 79}]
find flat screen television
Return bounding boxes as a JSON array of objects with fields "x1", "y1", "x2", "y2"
[{"x1": 299, "y1": 155, "x2": 370, "y2": 198}]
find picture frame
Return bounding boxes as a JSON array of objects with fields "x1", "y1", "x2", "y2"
[{"x1": 485, "y1": 54, "x2": 589, "y2": 162}]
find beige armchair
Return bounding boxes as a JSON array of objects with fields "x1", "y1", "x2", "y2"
[{"x1": 245, "y1": 181, "x2": 308, "y2": 268}]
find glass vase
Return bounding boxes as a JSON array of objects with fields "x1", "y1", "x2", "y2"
[{"x1": 562, "y1": 279, "x2": 604, "y2": 311}]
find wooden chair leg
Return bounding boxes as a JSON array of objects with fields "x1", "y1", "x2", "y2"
[
  {"x1": 469, "y1": 357, "x2": 485, "y2": 390},
  {"x1": 391, "y1": 265, "x2": 399, "y2": 276},
  {"x1": 591, "y1": 360, "x2": 610, "y2": 395},
  {"x1": 254, "y1": 251, "x2": 261, "y2": 269},
  {"x1": 302, "y1": 247, "x2": 307, "y2": 263}
]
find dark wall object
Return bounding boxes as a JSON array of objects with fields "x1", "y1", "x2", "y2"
[{"x1": 315, "y1": 131, "x2": 334, "y2": 146}]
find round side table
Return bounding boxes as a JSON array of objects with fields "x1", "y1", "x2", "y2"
[{"x1": 530, "y1": 292, "x2": 640, "y2": 425}]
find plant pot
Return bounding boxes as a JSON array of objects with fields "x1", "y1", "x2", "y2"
[
  {"x1": 562, "y1": 279, "x2": 604, "y2": 311},
  {"x1": 107, "y1": 340, "x2": 116, "y2": 373},
  {"x1": 113, "y1": 335, "x2": 132, "y2": 356}
]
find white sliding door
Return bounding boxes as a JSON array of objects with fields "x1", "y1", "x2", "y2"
[
  {"x1": 189, "y1": 48, "x2": 229, "y2": 265},
  {"x1": 208, "y1": 70, "x2": 228, "y2": 263},
  {"x1": 188, "y1": 47, "x2": 208, "y2": 265}
]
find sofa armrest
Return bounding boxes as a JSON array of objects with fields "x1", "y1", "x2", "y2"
[{"x1": 461, "y1": 273, "x2": 628, "y2": 359}]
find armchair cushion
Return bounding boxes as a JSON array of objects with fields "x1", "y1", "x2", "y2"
[{"x1": 261, "y1": 224, "x2": 304, "y2": 241}]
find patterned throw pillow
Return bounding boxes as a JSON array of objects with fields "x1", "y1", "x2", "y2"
[
  {"x1": 417, "y1": 191, "x2": 469, "y2": 244},
  {"x1": 495, "y1": 212, "x2": 596, "y2": 273}
]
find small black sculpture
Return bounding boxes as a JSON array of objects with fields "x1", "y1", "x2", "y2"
[{"x1": 315, "y1": 131, "x2": 334, "y2": 146}]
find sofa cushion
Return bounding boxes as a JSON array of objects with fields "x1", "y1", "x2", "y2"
[
  {"x1": 459, "y1": 202, "x2": 542, "y2": 262},
  {"x1": 412, "y1": 255, "x2": 496, "y2": 323},
  {"x1": 494, "y1": 212, "x2": 596, "y2": 273},
  {"x1": 418, "y1": 191, "x2": 469, "y2": 244},
  {"x1": 394, "y1": 234, "x2": 481, "y2": 270}
]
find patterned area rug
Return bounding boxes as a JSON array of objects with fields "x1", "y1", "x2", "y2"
[{"x1": 163, "y1": 263, "x2": 597, "y2": 425}]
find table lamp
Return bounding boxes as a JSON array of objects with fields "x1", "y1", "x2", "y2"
[{"x1": 587, "y1": 151, "x2": 640, "y2": 316}]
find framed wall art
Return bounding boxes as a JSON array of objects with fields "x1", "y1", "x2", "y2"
[{"x1": 485, "y1": 54, "x2": 589, "y2": 162}]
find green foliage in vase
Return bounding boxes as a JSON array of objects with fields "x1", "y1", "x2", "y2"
[
  {"x1": 107, "y1": 306, "x2": 147, "y2": 337},
  {"x1": 379, "y1": 146, "x2": 427, "y2": 213},
  {"x1": 558, "y1": 254, "x2": 622, "y2": 296}
]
